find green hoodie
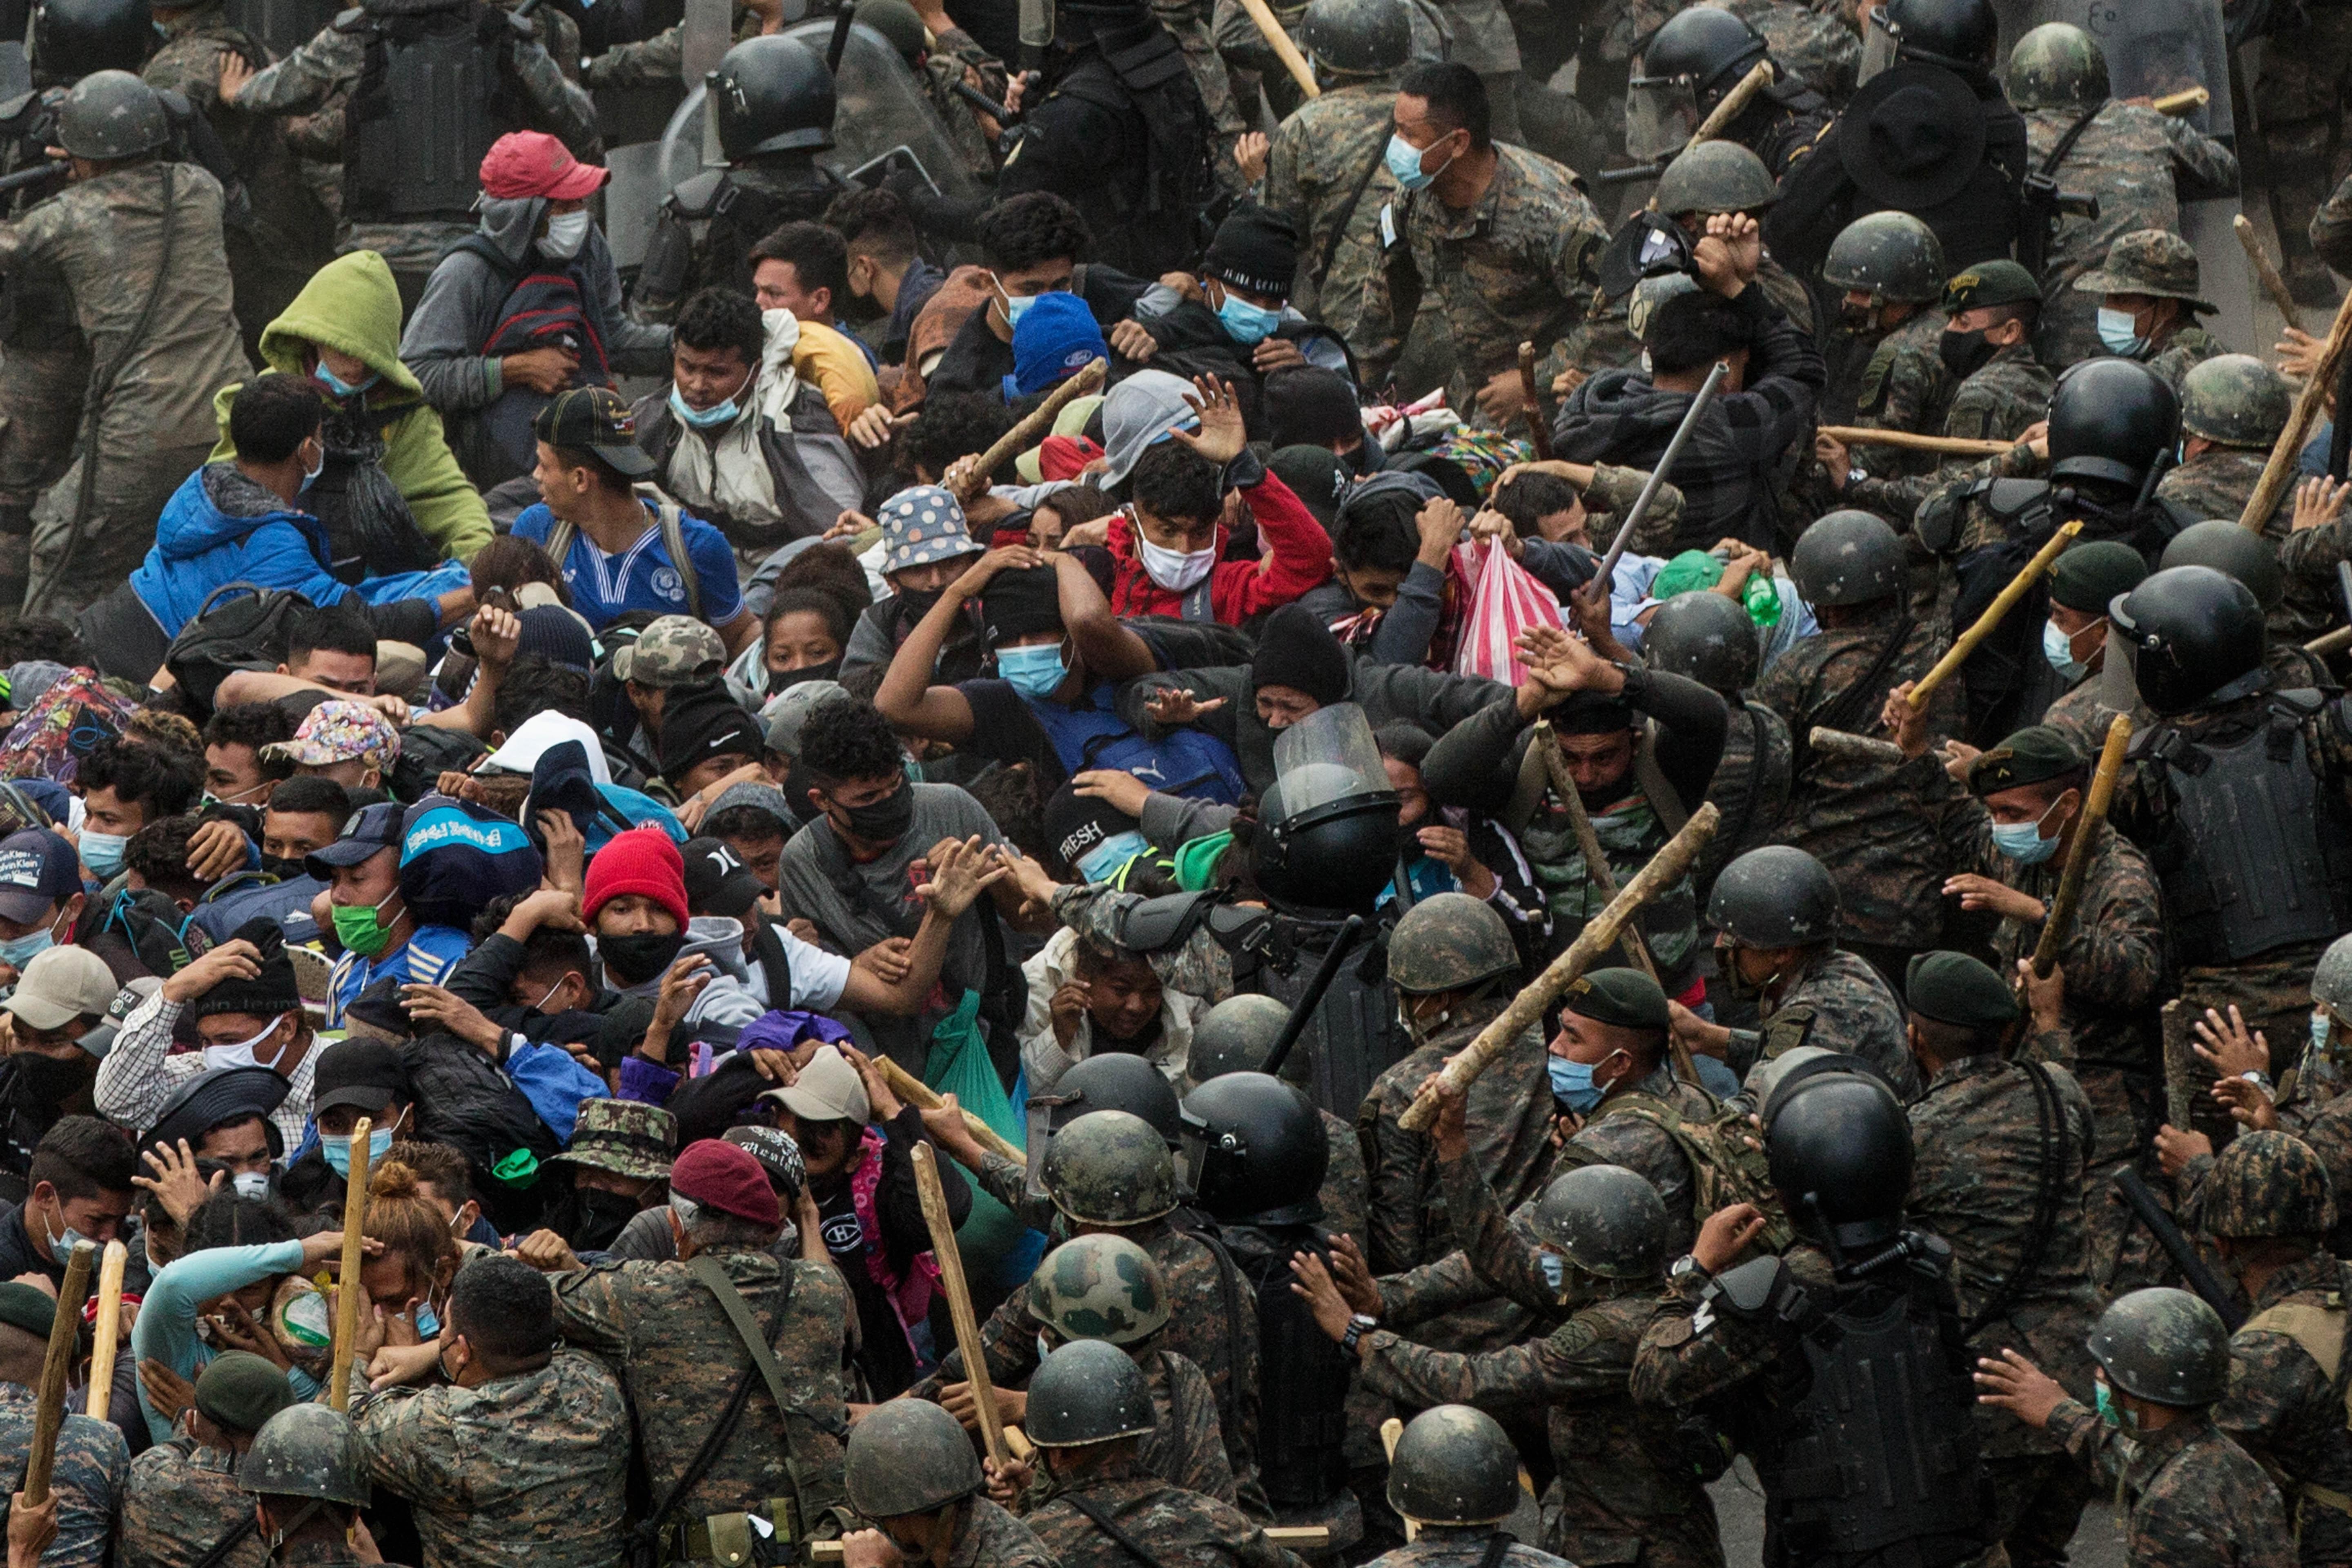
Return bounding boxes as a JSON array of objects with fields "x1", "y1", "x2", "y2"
[{"x1": 208, "y1": 250, "x2": 491, "y2": 564}]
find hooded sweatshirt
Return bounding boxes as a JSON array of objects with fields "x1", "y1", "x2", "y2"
[
  {"x1": 1105, "y1": 463, "x2": 1332, "y2": 624},
  {"x1": 209, "y1": 250, "x2": 493, "y2": 564}
]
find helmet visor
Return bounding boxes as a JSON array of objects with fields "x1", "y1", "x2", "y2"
[
  {"x1": 1623, "y1": 75, "x2": 1698, "y2": 162},
  {"x1": 1269, "y1": 702, "x2": 1392, "y2": 820}
]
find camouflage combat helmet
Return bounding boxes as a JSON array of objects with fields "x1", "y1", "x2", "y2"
[
  {"x1": 2005, "y1": 22, "x2": 2108, "y2": 109},
  {"x1": 2316, "y1": 933, "x2": 2352, "y2": 1017},
  {"x1": 1049, "y1": 1053, "x2": 1182, "y2": 1145},
  {"x1": 1628, "y1": 272, "x2": 1701, "y2": 340},
  {"x1": 238, "y1": 1404, "x2": 370, "y2": 1506},
  {"x1": 1531, "y1": 1165, "x2": 1670, "y2": 1280},
  {"x1": 843, "y1": 1398, "x2": 984, "y2": 1518},
  {"x1": 1040, "y1": 1109, "x2": 1179, "y2": 1226},
  {"x1": 853, "y1": 0, "x2": 931, "y2": 62},
  {"x1": 1385, "y1": 1405, "x2": 1521, "y2": 1525},
  {"x1": 1655, "y1": 140, "x2": 1779, "y2": 218},
  {"x1": 2202, "y1": 1130, "x2": 2336, "y2": 1241},
  {"x1": 2158, "y1": 521, "x2": 2285, "y2": 612},
  {"x1": 56, "y1": 69, "x2": 168, "y2": 160},
  {"x1": 1821, "y1": 212, "x2": 1947, "y2": 305},
  {"x1": 1709, "y1": 846, "x2": 1840, "y2": 947},
  {"x1": 1790, "y1": 511, "x2": 1904, "y2": 606},
  {"x1": 1187, "y1": 995, "x2": 1292, "y2": 1085},
  {"x1": 2087, "y1": 1288, "x2": 2232, "y2": 1406},
  {"x1": 1388, "y1": 891, "x2": 1518, "y2": 996},
  {"x1": 1026, "y1": 1340, "x2": 1157, "y2": 1446},
  {"x1": 1643, "y1": 591, "x2": 1759, "y2": 697},
  {"x1": 2178, "y1": 354, "x2": 2292, "y2": 450},
  {"x1": 1029, "y1": 1233, "x2": 1169, "y2": 1346},
  {"x1": 2072, "y1": 230, "x2": 2214, "y2": 311},
  {"x1": 1299, "y1": 0, "x2": 1410, "y2": 77}
]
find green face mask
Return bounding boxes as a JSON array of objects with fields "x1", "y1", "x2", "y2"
[{"x1": 331, "y1": 889, "x2": 401, "y2": 958}]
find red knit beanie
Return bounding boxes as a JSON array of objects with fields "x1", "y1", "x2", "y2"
[
  {"x1": 583, "y1": 827, "x2": 689, "y2": 928},
  {"x1": 670, "y1": 1139, "x2": 781, "y2": 1228}
]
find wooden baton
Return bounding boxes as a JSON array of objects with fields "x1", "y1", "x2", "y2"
[
  {"x1": 1807, "y1": 726, "x2": 1907, "y2": 767},
  {"x1": 2029, "y1": 712, "x2": 2134, "y2": 979},
  {"x1": 24, "y1": 1241, "x2": 94, "y2": 1507},
  {"x1": 1518, "y1": 341, "x2": 1554, "y2": 462},
  {"x1": 328, "y1": 1116, "x2": 372, "y2": 1413},
  {"x1": 1235, "y1": 0, "x2": 1321, "y2": 100},
  {"x1": 958, "y1": 358, "x2": 1108, "y2": 497},
  {"x1": 1691, "y1": 59, "x2": 1774, "y2": 144},
  {"x1": 1816, "y1": 425, "x2": 2013, "y2": 459},
  {"x1": 2153, "y1": 85, "x2": 2211, "y2": 117},
  {"x1": 2310, "y1": 625, "x2": 2352, "y2": 657},
  {"x1": 2236, "y1": 214, "x2": 2304, "y2": 332},
  {"x1": 2243, "y1": 284, "x2": 2352, "y2": 535},
  {"x1": 816, "y1": 1530, "x2": 1335, "y2": 1559},
  {"x1": 879, "y1": 1057, "x2": 1026, "y2": 1166},
  {"x1": 1397, "y1": 803, "x2": 1720, "y2": 1133},
  {"x1": 1905, "y1": 522, "x2": 2082, "y2": 710},
  {"x1": 82, "y1": 1240, "x2": 126, "y2": 1419},
  {"x1": 911, "y1": 1142, "x2": 1009, "y2": 1468},
  {"x1": 1381, "y1": 1419, "x2": 1414, "y2": 1542}
]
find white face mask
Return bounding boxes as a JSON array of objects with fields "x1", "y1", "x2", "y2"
[
  {"x1": 1136, "y1": 534, "x2": 1216, "y2": 592},
  {"x1": 202, "y1": 1013, "x2": 289, "y2": 1073},
  {"x1": 540, "y1": 209, "x2": 592, "y2": 260}
]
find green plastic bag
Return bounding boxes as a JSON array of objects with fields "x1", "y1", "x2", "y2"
[{"x1": 923, "y1": 990, "x2": 1039, "y2": 1290}]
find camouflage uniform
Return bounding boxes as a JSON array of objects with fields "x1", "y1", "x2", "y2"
[
  {"x1": 1264, "y1": 80, "x2": 1398, "y2": 363},
  {"x1": 0, "y1": 1385, "x2": 128, "y2": 1568},
  {"x1": 1824, "y1": 303, "x2": 1949, "y2": 452},
  {"x1": 2043, "y1": 1403, "x2": 2297, "y2": 1568},
  {"x1": 1025, "y1": 1458, "x2": 1292, "y2": 1568},
  {"x1": 2309, "y1": 166, "x2": 2352, "y2": 286},
  {"x1": 124, "y1": 1437, "x2": 265, "y2": 1568},
  {"x1": 2281, "y1": 514, "x2": 2352, "y2": 651},
  {"x1": 1354, "y1": 144, "x2": 1608, "y2": 416},
  {"x1": 2041, "y1": 671, "x2": 2149, "y2": 766},
  {"x1": 352, "y1": 1348, "x2": 631, "y2": 1568},
  {"x1": 1355, "y1": 1529, "x2": 1576, "y2": 1568},
  {"x1": 1907, "y1": 1051, "x2": 2104, "y2": 1564},
  {"x1": 1724, "y1": 945, "x2": 1915, "y2": 1096},
  {"x1": 1719, "y1": 0, "x2": 1858, "y2": 102},
  {"x1": 1544, "y1": 1065, "x2": 1716, "y2": 1255},
  {"x1": 2024, "y1": 102, "x2": 2238, "y2": 367},
  {"x1": 1138, "y1": 1348, "x2": 1238, "y2": 1507},
  {"x1": 1844, "y1": 343, "x2": 2050, "y2": 528},
  {"x1": 0, "y1": 160, "x2": 253, "y2": 615},
  {"x1": 2144, "y1": 325, "x2": 2226, "y2": 399},
  {"x1": 947, "y1": 1498, "x2": 1058, "y2": 1568},
  {"x1": 920, "y1": 28, "x2": 1011, "y2": 181},
  {"x1": 1695, "y1": 700, "x2": 1794, "y2": 909},
  {"x1": 1316, "y1": 1106, "x2": 1369, "y2": 1250},
  {"x1": 2257, "y1": 7, "x2": 2352, "y2": 305},
  {"x1": 547, "y1": 1252, "x2": 852, "y2": 1526},
  {"x1": 2156, "y1": 449, "x2": 2343, "y2": 647},
  {"x1": 2216, "y1": 1250, "x2": 2352, "y2": 1564}
]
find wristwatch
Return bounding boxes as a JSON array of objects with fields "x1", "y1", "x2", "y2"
[
  {"x1": 1341, "y1": 1313, "x2": 1379, "y2": 1354},
  {"x1": 1668, "y1": 1254, "x2": 1711, "y2": 1291},
  {"x1": 1846, "y1": 466, "x2": 1867, "y2": 489},
  {"x1": 2242, "y1": 1069, "x2": 2275, "y2": 1094}
]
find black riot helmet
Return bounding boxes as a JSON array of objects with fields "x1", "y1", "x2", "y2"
[
  {"x1": 1047, "y1": 1053, "x2": 1183, "y2": 1146},
  {"x1": 1708, "y1": 846, "x2": 1840, "y2": 949},
  {"x1": 2048, "y1": 358, "x2": 2178, "y2": 490},
  {"x1": 2109, "y1": 565, "x2": 2266, "y2": 717},
  {"x1": 1254, "y1": 703, "x2": 1402, "y2": 912},
  {"x1": 1881, "y1": 0, "x2": 1999, "y2": 68},
  {"x1": 1763, "y1": 1069, "x2": 1913, "y2": 1251},
  {"x1": 1643, "y1": 592, "x2": 1759, "y2": 697},
  {"x1": 32, "y1": 0, "x2": 153, "y2": 82},
  {"x1": 1298, "y1": 0, "x2": 1410, "y2": 78},
  {"x1": 709, "y1": 36, "x2": 836, "y2": 161},
  {"x1": 1642, "y1": 5, "x2": 1768, "y2": 98},
  {"x1": 1178, "y1": 1071, "x2": 1328, "y2": 1227}
]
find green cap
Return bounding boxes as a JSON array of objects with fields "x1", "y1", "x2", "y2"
[
  {"x1": 1904, "y1": 951, "x2": 2019, "y2": 1028},
  {"x1": 2048, "y1": 540, "x2": 2147, "y2": 613},
  {"x1": 0, "y1": 1283, "x2": 56, "y2": 1341},
  {"x1": 195, "y1": 1350, "x2": 295, "y2": 1435},
  {"x1": 1942, "y1": 261, "x2": 2043, "y2": 313},
  {"x1": 1561, "y1": 967, "x2": 1670, "y2": 1031},
  {"x1": 1967, "y1": 726, "x2": 2084, "y2": 797}
]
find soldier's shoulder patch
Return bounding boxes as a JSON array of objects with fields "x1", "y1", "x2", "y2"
[{"x1": 1760, "y1": 1008, "x2": 1815, "y2": 1059}]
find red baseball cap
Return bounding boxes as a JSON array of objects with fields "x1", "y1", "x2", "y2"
[
  {"x1": 479, "y1": 131, "x2": 609, "y2": 201},
  {"x1": 671, "y1": 1140, "x2": 782, "y2": 1229}
]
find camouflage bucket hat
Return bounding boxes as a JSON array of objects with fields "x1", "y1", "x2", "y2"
[
  {"x1": 551, "y1": 1098, "x2": 679, "y2": 1181},
  {"x1": 2071, "y1": 230, "x2": 2214, "y2": 312},
  {"x1": 1029, "y1": 1233, "x2": 1169, "y2": 1345},
  {"x1": 879, "y1": 485, "x2": 980, "y2": 575},
  {"x1": 2203, "y1": 1129, "x2": 2336, "y2": 1240},
  {"x1": 612, "y1": 615, "x2": 726, "y2": 687}
]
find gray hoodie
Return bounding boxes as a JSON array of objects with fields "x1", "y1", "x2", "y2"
[{"x1": 600, "y1": 914, "x2": 767, "y2": 1032}]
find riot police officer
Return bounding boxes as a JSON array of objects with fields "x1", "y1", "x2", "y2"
[
  {"x1": 1626, "y1": 6, "x2": 1831, "y2": 178},
  {"x1": 1185, "y1": 994, "x2": 1369, "y2": 1245},
  {"x1": 632, "y1": 35, "x2": 843, "y2": 327},
  {"x1": 2158, "y1": 521, "x2": 2331, "y2": 690},
  {"x1": 1642, "y1": 586, "x2": 1788, "y2": 907},
  {"x1": 237, "y1": 1404, "x2": 374, "y2": 1565},
  {"x1": 841, "y1": 1397, "x2": 1056, "y2": 1568}
]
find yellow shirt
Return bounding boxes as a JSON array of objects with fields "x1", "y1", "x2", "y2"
[{"x1": 791, "y1": 320, "x2": 882, "y2": 432}]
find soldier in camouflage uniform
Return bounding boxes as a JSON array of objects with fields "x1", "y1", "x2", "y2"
[
  {"x1": 1017, "y1": 1342, "x2": 1292, "y2": 1568},
  {"x1": 235, "y1": 1405, "x2": 379, "y2": 1568},
  {"x1": 0, "y1": 71, "x2": 253, "y2": 617},
  {"x1": 123, "y1": 1352, "x2": 290, "y2": 1568},
  {"x1": 1898, "y1": 951, "x2": 2103, "y2": 1568},
  {"x1": 2251, "y1": 5, "x2": 2352, "y2": 307},
  {"x1": 2037, "y1": 542, "x2": 2151, "y2": 761},
  {"x1": 2307, "y1": 165, "x2": 2352, "y2": 288},
  {"x1": 1641, "y1": 590, "x2": 1791, "y2": 909},
  {"x1": 2072, "y1": 231, "x2": 2225, "y2": 397},
  {"x1": 0, "y1": 1280, "x2": 129, "y2": 1568},
  {"x1": 838, "y1": 1397, "x2": 1056, "y2": 1568},
  {"x1": 1976, "y1": 1288, "x2": 2298, "y2": 1568},
  {"x1": 1814, "y1": 209, "x2": 1949, "y2": 434},
  {"x1": 1356, "y1": 1405, "x2": 1627, "y2": 1568},
  {"x1": 2005, "y1": 23, "x2": 2237, "y2": 369},
  {"x1": 543, "y1": 1141, "x2": 853, "y2": 1556},
  {"x1": 354, "y1": 1255, "x2": 630, "y2": 1568}
]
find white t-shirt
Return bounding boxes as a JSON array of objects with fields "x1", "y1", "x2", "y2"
[{"x1": 744, "y1": 918, "x2": 854, "y2": 1012}]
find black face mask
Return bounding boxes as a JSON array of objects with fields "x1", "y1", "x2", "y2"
[
  {"x1": 894, "y1": 586, "x2": 945, "y2": 626},
  {"x1": 258, "y1": 853, "x2": 307, "y2": 881},
  {"x1": 771, "y1": 659, "x2": 842, "y2": 694},
  {"x1": 835, "y1": 777, "x2": 916, "y2": 845},
  {"x1": 11, "y1": 1052, "x2": 91, "y2": 1108},
  {"x1": 560, "y1": 1187, "x2": 640, "y2": 1253},
  {"x1": 601, "y1": 929, "x2": 688, "y2": 988},
  {"x1": 1838, "y1": 301, "x2": 1877, "y2": 334},
  {"x1": 1938, "y1": 327, "x2": 1996, "y2": 381}
]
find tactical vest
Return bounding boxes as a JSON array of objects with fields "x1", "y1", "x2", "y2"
[
  {"x1": 663, "y1": 168, "x2": 843, "y2": 300},
  {"x1": 1561, "y1": 1088, "x2": 1793, "y2": 1254},
  {"x1": 341, "y1": 0, "x2": 523, "y2": 226},
  {"x1": 1255, "y1": 909, "x2": 1401, "y2": 1118},
  {"x1": 2134, "y1": 692, "x2": 2352, "y2": 967},
  {"x1": 1222, "y1": 1224, "x2": 1351, "y2": 1508},
  {"x1": 1046, "y1": 23, "x2": 1214, "y2": 278}
]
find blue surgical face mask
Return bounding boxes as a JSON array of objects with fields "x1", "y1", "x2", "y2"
[
  {"x1": 414, "y1": 1302, "x2": 439, "y2": 1338},
  {"x1": 301, "y1": 437, "x2": 325, "y2": 491},
  {"x1": 2315, "y1": 1008, "x2": 2337, "y2": 1060},
  {"x1": 0, "y1": 925, "x2": 52, "y2": 970},
  {"x1": 2096, "y1": 306, "x2": 2147, "y2": 358},
  {"x1": 668, "y1": 383, "x2": 741, "y2": 430},
  {"x1": 1989, "y1": 819, "x2": 2060, "y2": 865},
  {"x1": 315, "y1": 362, "x2": 378, "y2": 399},
  {"x1": 2042, "y1": 617, "x2": 2092, "y2": 682},
  {"x1": 1216, "y1": 292, "x2": 1282, "y2": 345},
  {"x1": 996, "y1": 279, "x2": 1045, "y2": 327},
  {"x1": 2094, "y1": 1378, "x2": 2119, "y2": 1426},
  {"x1": 322, "y1": 1124, "x2": 395, "y2": 1178},
  {"x1": 996, "y1": 642, "x2": 1069, "y2": 700},
  {"x1": 1547, "y1": 1054, "x2": 1606, "y2": 1114},
  {"x1": 78, "y1": 830, "x2": 127, "y2": 881},
  {"x1": 1076, "y1": 830, "x2": 1150, "y2": 884},
  {"x1": 1537, "y1": 1252, "x2": 1566, "y2": 1294},
  {"x1": 1385, "y1": 133, "x2": 1445, "y2": 192}
]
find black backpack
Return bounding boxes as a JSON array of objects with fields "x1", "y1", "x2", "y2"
[{"x1": 163, "y1": 583, "x2": 315, "y2": 712}]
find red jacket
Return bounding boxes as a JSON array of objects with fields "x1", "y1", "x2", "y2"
[{"x1": 1105, "y1": 470, "x2": 1332, "y2": 624}]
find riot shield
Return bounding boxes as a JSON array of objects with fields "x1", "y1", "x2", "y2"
[
  {"x1": 1622, "y1": 70, "x2": 1697, "y2": 160},
  {"x1": 0, "y1": 45, "x2": 27, "y2": 104}
]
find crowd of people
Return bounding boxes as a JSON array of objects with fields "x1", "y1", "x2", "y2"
[{"x1": 0, "y1": 0, "x2": 2339, "y2": 1566}]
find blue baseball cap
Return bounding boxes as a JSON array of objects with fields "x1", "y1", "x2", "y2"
[
  {"x1": 1004, "y1": 292, "x2": 1107, "y2": 401},
  {"x1": 0, "y1": 829, "x2": 84, "y2": 924},
  {"x1": 303, "y1": 801, "x2": 406, "y2": 879}
]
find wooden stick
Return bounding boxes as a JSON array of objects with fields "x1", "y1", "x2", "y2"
[
  {"x1": 24, "y1": 1241, "x2": 93, "y2": 1507},
  {"x1": 2154, "y1": 86, "x2": 2210, "y2": 117},
  {"x1": 2236, "y1": 214, "x2": 2303, "y2": 331},
  {"x1": 1517, "y1": 341, "x2": 1553, "y2": 462},
  {"x1": 961, "y1": 358, "x2": 1108, "y2": 494},
  {"x1": 879, "y1": 1057, "x2": 1026, "y2": 1165},
  {"x1": 1808, "y1": 726, "x2": 1908, "y2": 767},
  {"x1": 1816, "y1": 425, "x2": 2012, "y2": 459},
  {"x1": 1692, "y1": 59, "x2": 1775, "y2": 143},
  {"x1": 1398, "y1": 803, "x2": 1720, "y2": 1133},
  {"x1": 328, "y1": 1116, "x2": 372, "y2": 1413},
  {"x1": 1234, "y1": 0, "x2": 1321, "y2": 100},
  {"x1": 1004, "y1": 1425, "x2": 1034, "y2": 1461},
  {"x1": 2029, "y1": 713, "x2": 2134, "y2": 978},
  {"x1": 1381, "y1": 1419, "x2": 1413, "y2": 1543},
  {"x1": 2308, "y1": 625, "x2": 2352, "y2": 657},
  {"x1": 816, "y1": 1530, "x2": 1336, "y2": 1560},
  {"x1": 1907, "y1": 522, "x2": 2082, "y2": 710},
  {"x1": 2244, "y1": 285, "x2": 2352, "y2": 534},
  {"x1": 911, "y1": 1142, "x2": 1009, "y2": 1468},
  {"x1": 82, "y1": 1240, "x2": 125, "y2": 1419}
]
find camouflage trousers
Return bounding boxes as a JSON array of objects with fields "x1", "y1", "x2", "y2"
[
  {"x1": 27, "y1": 430, "x2": 214, "y2": 617},
  {"x1": 2078, "y1": 1066, "x2": 2163, "y2": 1295},
  {"x1": 1975, "y1": 1453, "x2": 2092, "y2": 1568},
  {"x1": 2256, "y1": 4, "x2": 2352, "y2": 302}
]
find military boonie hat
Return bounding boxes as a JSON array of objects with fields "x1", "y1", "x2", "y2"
[
  {"x1": 2072, "y1": 229, "x2": 2214, "y2": 312},
  {"x1": 2048, "y1": 539, "x2": 2147, "y2": 613},
  {"x1": 878, "y1": 485, "x2": 981, "y2": 575},
  {"x1": 1903, "y1": 950, "x2": 2018, "y2": 1028},
  {"x1": 534, "y1": 386, "x2": 657, "y2": 478},
  {"x1": 611, "y1": 615, "x2": 724, "y2": 686},
  {"x1": 550, "y1": 1098, "x2": 679, "y2": 1181},
  {"x1": 1562, "y1": 967, "x2": 1670, "y2": 1032},
  {"x1": 1966, "y1": 725, "x2": 2083, "y2": 797},
  {"x1": 1942, "y1": 260, "x2": 2042, "y2": 314}
]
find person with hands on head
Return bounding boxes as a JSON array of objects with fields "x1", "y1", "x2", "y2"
[
  {"x1": 1297, "y1": 478, "x2": 1463, "y2": 669},
  {"x1": 123, "y1": 1350, "x2": 294, "y2": 1568}
]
